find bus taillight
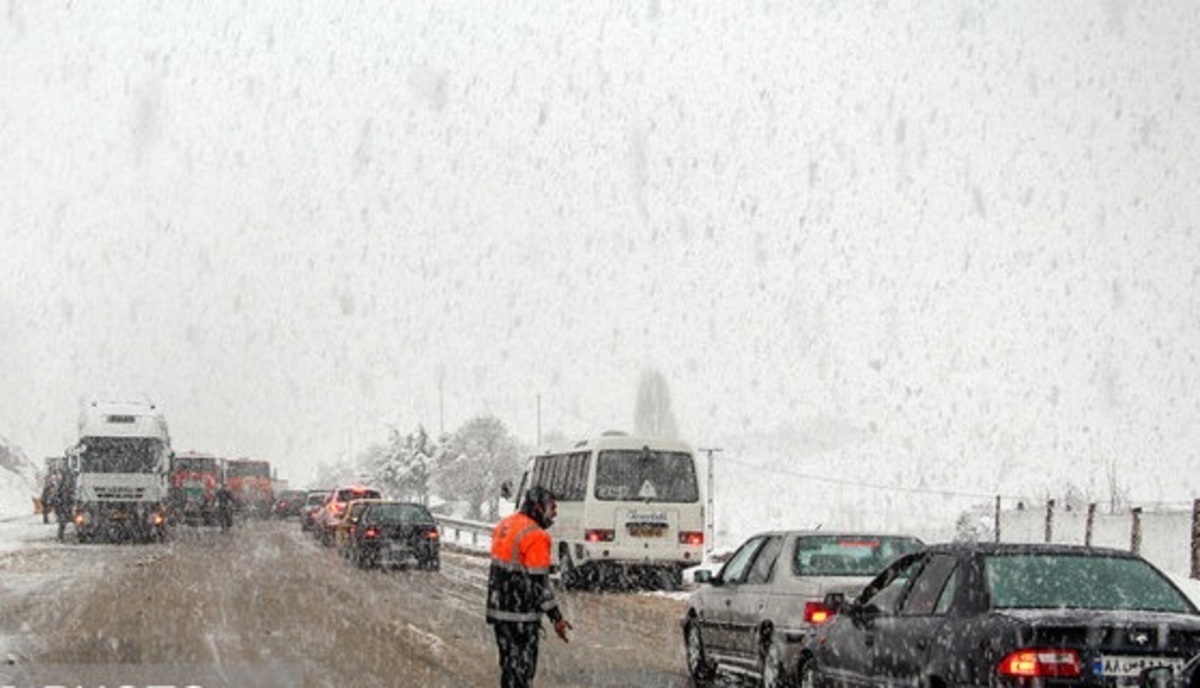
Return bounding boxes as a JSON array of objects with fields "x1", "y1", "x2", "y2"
[
  {"x1": 585, "y1": 529, "x2": 615, "y2": 543},
  {"x1": 678, "y1": 531, "x2": 704, "y2": 546}
]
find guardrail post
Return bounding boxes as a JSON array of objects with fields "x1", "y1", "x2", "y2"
[
  {"x1": 1044, "y1": 499, "x2": 1055, "y2": 543},
  {"x1": 1085, "y1": 503, "x2": 1096, "y2": 547},
  {"x1": 993, "y1": 495, "x2": 1001, "y2": 543},
  {"x1": 1191, "y1": 500, "x2": 1200, "y2": 579},
  {"x1": 1130, "y1": 507, "x2": 1143, "y2": 555}
]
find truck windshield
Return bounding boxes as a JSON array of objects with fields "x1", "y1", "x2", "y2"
[
  {"x1": 79, "y1": 437, "x2": 163, "y2": 474},
  {"x1": 173, "y1": 457, "x2": 217, "y2": 473}
]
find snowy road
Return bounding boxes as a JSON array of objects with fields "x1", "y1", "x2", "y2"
[{"x1": 0, "y1": 515, "x2": 696, "y2": 687}]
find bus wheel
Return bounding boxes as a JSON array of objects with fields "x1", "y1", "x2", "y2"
[{"x1": 560, "y1": 549, "x2": 584, "y2": 590}]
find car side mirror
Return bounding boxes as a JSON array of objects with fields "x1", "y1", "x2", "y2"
[{"x1": 694, "y1": 569, "x2": 714, "y2": 585}]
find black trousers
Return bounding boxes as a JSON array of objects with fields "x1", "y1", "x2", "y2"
[{"x1": 493, "y1": 621, "x2": 540, "y2": 688}]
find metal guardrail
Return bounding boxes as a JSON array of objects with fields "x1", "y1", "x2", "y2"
[{"x1": 435, "y1": 515, "x2": 493, "y2": 554}]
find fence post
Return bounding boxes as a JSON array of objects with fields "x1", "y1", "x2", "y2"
[
  {"x1": 1044, "y1": 499, "x2": 1055, "y2": 543},
  {"x1": 993, "y1": 495, "x2": 1001, "y2": 543},
  {"x1": 1130, "y1": 507, "x2": 1143, "y2": 555},
  {"x1": 1191, "y1": 500, "x2": 1200, "y2": 579},
  {"x1": 1085, "y1": 503, "x2": 1096, "y2": 547}
]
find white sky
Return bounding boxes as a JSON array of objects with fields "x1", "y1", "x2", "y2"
[{"x1": 2, "y1": 2, "x2": 1198, "y2": 509}]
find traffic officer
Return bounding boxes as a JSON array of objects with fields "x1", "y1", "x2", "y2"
[{"x1": 486, "y1": 486, "x2": 572, "y2": 688}]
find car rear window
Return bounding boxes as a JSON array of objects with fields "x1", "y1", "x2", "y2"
[
  {"x1": 985, "y1": 553, "x2": 1195, "y2": 612},
  {"x1": 793, "y1": 535, "x2": 924, "y2": 576},
  {"x1": 371, "y1": 503, "x2": 435, "y2": 523},
  {"x1": 337, "y1": 488, "x2": 381, "y2": 502}
]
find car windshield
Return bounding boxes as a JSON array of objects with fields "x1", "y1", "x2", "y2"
[
  {"x1": 370, "y1": 504, "x2": 435, "y2": 524},
  {"x1": 793, "y1": 535, "x2": 924, "y2": 576},
  {"x1": 985, "y1": 553, "x2": 1194, "y2": 612},
  {"x1": 305, "y1": 493, "x2": 326, "y2": 506}
]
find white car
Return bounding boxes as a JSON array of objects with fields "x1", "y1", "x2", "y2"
[{"x1": 681, "y1": 530, "x2": 924, "y2": 687}]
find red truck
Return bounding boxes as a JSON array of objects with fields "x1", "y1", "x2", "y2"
[{"x1": 168, "y1": 451, "x2": 221, "y2": 526}]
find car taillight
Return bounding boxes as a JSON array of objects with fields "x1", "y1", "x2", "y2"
[
  {"x1": 804, "y1": 601, "x2": 835, "y2": 624},
  {"x1": 365, "y1": 527, "x2": 380, "y2": 539},
  {"x1": 678, "y1": 531, "x2": 704, "y2": 546},
  {"x1": 997, "y1": 649, "x2": 1081, "y2": 678},
  {"x1": 424, "y1": 528, "x2": 439, "y2": 540},
  {"x1": 585, "y1": 529, "x2": 615, "y2": 542}
]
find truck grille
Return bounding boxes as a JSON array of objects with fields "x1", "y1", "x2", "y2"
[{"x1": 93, "y1": 486, "x2": 147, "y2": 501}]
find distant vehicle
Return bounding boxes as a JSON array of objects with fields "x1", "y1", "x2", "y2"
[
  {"x1": 168, "y1": 451, "x2": 221, "y2": 526},
  {"x1": 224, "y1": 458, "x2": 274, "y2": 518},
  {"x1": 68, "y1": 397, "x2": 172, "y2": 543},
  {"x1": 315, "y1": 485, "x2": 382, "y2": 546},
  {"x1": 508, "y1": 432, "x2": 705, "y2": 590},
  {"x1": 271, "y1": 489, "x2": 308, "y2": 519},
  {"x1": 300, "y1": 490, "x2": 328, "y2": 532},
  {"x1": 683, "y1": 530, "x2": 923, "y2": 687},
  {"x1": 799, "y1": 542, "x2": 1200, "y2": 687},
  {"x1": 342, "y1": 500, "x2": 440, "y2": 571}
]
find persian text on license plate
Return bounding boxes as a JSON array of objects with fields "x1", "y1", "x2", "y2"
[{"x1": 1093, "y1": 655, "x2": 1186, "y2": 678}]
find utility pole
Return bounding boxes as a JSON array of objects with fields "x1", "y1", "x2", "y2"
[{"x1": 698, "y1": 446, "x2": 722, "y2": 557}]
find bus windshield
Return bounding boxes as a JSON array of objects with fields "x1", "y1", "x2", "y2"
[
  {"x1": 594, "y1": 449, "x2": 699, "y2": 503},
  {"x1": 79, "y1": 437, "x2": 163, "y2": 474}
]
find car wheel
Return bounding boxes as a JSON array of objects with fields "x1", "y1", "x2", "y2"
[
  {"x1": 760, "y1": 635, "x2": 793, "y2": 688},
  {"x1": 684, "y1": 619, "x2": 716, "y2": 682}
]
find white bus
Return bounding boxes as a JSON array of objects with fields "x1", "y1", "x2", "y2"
[{"x1": 512, "y1": 432, "x2": 705, "y2": 590}]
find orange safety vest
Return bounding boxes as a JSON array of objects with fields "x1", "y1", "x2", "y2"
[{"x1": 486, "y1": 511, "x2": 561, "y2": 624}]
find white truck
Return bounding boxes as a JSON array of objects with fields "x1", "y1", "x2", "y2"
[{"x1": 67, "y1": 397, "x2": 172, "y2": 543}]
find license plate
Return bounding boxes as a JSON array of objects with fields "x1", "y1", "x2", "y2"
[
  {"x1": 1093, "y1": 655, "x2": 1186, "y2": 678},
  {"x1": 626, "y1": 524, "x2": 665, "y2": 537}
]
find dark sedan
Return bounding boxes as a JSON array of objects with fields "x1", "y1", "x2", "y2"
[
  {"x1": 271, "y1": 489, "x2": 308, "y2": 518},
  {"x1": 800, "y1": 542, "x2": 1200, "y2": 687},
  {"x1": 344, "y1": 500, "x2": 440, "y2": 571}
]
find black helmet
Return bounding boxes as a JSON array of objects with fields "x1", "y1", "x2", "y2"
[{"x1": 520, "y1": 486, "x2": 557, "y2": 528}]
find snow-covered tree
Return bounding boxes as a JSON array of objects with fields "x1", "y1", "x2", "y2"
[
  {"x1": 436, "y1": 415, "x2": 526, "y2": 521},
  {"x1": 351, "y1": 425, "x2": 438, "y2": 504}
]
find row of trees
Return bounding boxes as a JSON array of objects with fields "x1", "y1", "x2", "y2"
[
  {"x1": 311, "y1": 369, "x2": 683, "y2": 522},
  {"x1": 312, "y1": 415, "x2": 527, "y2": 522},
  {"x1": 309, "y1": 369, "x2": 686, "y2": 521}
]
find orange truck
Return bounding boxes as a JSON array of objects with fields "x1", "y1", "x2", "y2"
[{"x1": 223, "y1": 458, "x2": 274, "y2": 518}]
